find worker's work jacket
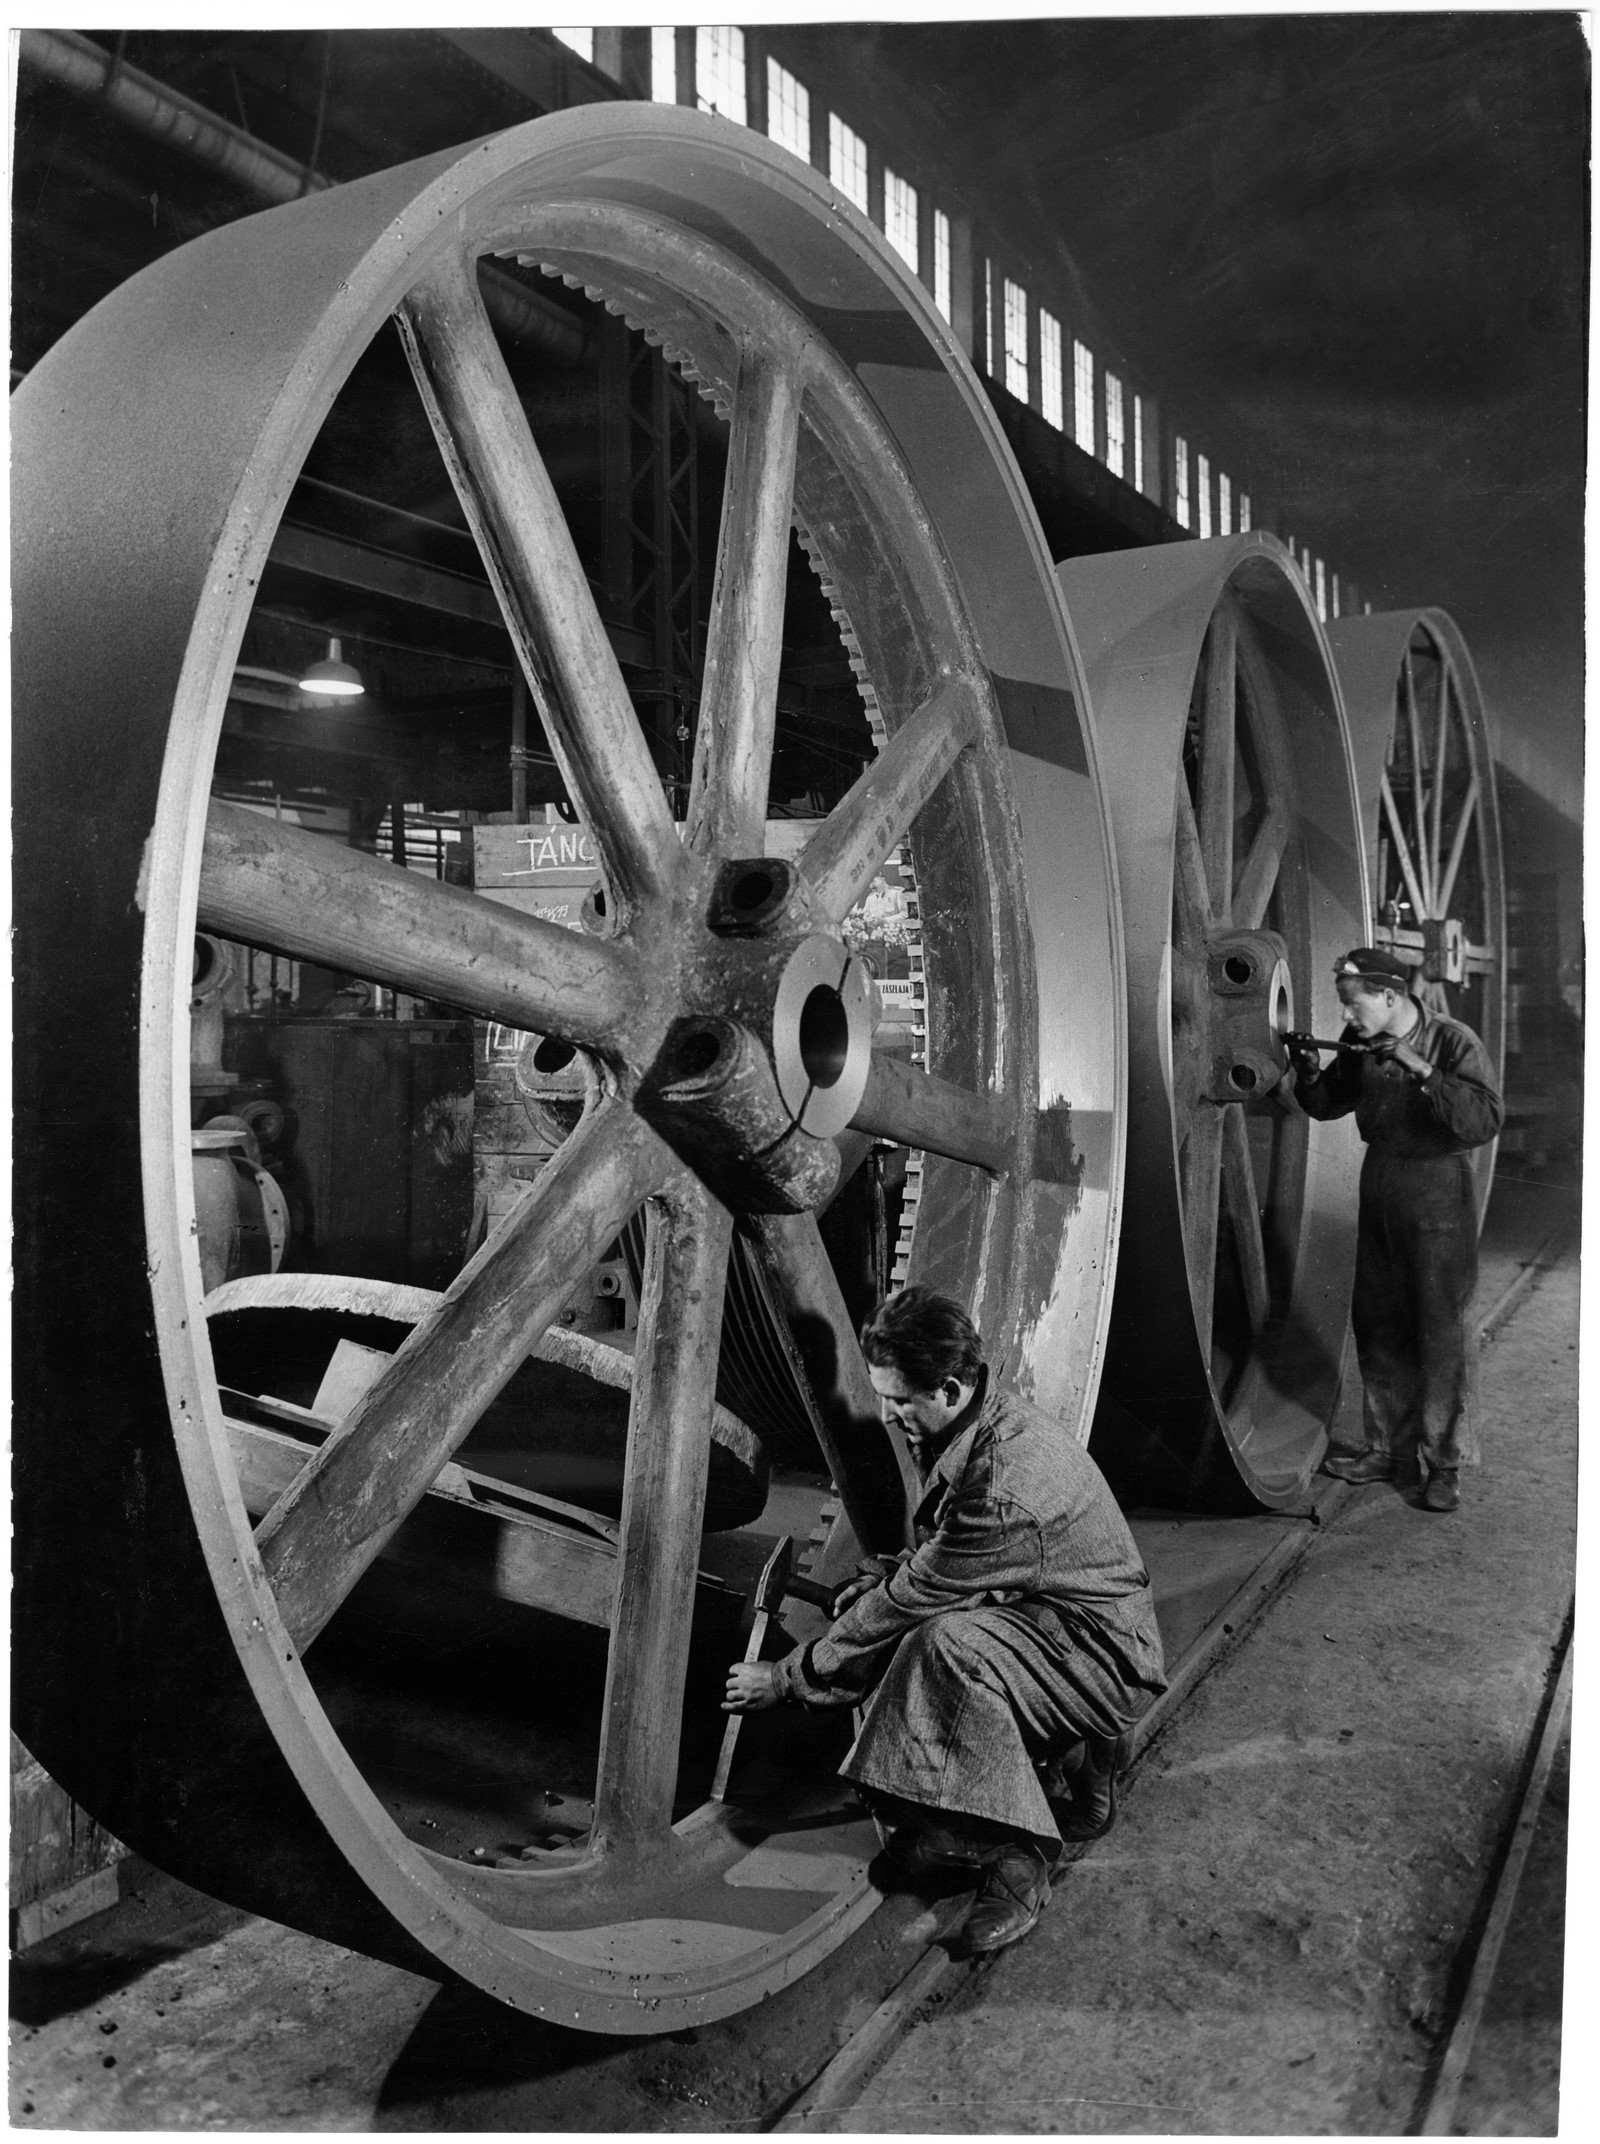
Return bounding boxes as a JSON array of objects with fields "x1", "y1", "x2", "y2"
[
  {"x1": 1294, "y1": 998, "x2": 1503, "y2": 1154},
  {"x1": 774, "y1": 1374, "x2": 1165, "y2": 1838}
]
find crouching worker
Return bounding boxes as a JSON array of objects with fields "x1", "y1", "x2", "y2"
[{"x1": 722, "y1": 1286, "x2": 1166, "y2": 1955}]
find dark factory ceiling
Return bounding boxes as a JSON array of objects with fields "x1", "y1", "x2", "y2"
[
  {"x1": 11, "y1": 18, "x2": 1586, "y2": 810},
  {"x1": 793, "y1": 13, "x2": 1588, "y2": 804}
]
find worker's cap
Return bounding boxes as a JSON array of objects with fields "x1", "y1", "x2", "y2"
[{"x1": 1333, "y1": 947, "x2": 1412, "y2": 989}]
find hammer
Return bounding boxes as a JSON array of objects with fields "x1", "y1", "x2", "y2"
[{"x1": 710, "y1": 1536, "x2": 844, "y2": 1802}]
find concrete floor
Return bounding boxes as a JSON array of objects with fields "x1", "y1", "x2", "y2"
[{"x1": 9, "y1": 1172, "x2": 1580, "y2": 2131}]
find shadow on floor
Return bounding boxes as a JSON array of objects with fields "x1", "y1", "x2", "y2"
[
  {"x1": 9, "y1": 1859, "x2": 252, "y2": 2028},
  {"x1": 373, "y1": 1977, "x2": 641, "y2": 2125}
]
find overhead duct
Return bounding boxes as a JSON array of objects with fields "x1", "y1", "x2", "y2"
[{"x1": 19, "y1": 28, "x2": 585, "y2": 368}]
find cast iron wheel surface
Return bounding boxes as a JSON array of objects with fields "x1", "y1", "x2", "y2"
[
  {"x1": 13, "y1": 108, "x2": 1124, "y2": 2030},
  {"x1": 1326, "y1": 609, "x2": 1506, "y2": 1225},
  {"x1": 1058, "y1": 536, "x2": 1368, "y2": 1509}
]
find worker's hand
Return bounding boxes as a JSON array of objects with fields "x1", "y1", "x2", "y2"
[
  {"x1": 1287, "y1": 1042, "x2": 1322, "y2": 1082},
  {"x1": 829, "y1": 1571, "x2": 883, "y2": 1617},
  {"x1": 1368, "y1": 1032, "x2": 1432, "y2": 1080},
  {"x1": 723, "y1": 1660, "x2": 784, "y2": 1712}
]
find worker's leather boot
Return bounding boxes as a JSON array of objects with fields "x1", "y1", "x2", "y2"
[
  {"x1": 884, "y1": 1817, "x2": 987, "y2": 1882},
  {"x1": 1042, "y1": 1729, "x2": 1127, "y2": 1842},
  {"x1": 1322, "y1": 1446, "x2": 1395, "y2": 1484},
  {"x1": 1421, "y1": 1467, "x2": 1461, "y2": 1512},
  {"x1": 961, "y1": 1841, "x2": 1053, "y2": 1953}
]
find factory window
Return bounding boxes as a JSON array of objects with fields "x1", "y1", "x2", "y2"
[
  {"x1": 829, "y1": 114, "x2": 869, "y2": 214},
  {"x1": 1132, "y1": 392, "x2": 1145, "y2": 492},
  {"x1": 1174, "y1": 436, "x2": 1191, "y2": 529},
  {"x1": 1073, "y1": 339, "x2": 1095, "y2": 451},
  {"x1": 885, "y1": 170, "x2": 919, "y2": 273},
  {"x1": 1332, "y1": 574, "x2": 1341, "y2": 618},
  {"x1": 553, "y1": 28, "x2": 593, "y2": 63},
  {"x1": 1218, "y1": 471, "x2": 1232, "y2": 535},
  {"x1": 1197, "y1": 453, "x2": 1212, "y2": 538},
  {"x1": 1314, "y1": 557, "x2": 1327, "y2": 620},
  {"x1": 1003, "y1": 279, "x2": 1029, "y2": 401},
  {"x1": 651, "y1": 28, "x2": 678, "y2": 102},
  {"x1": 766, "y1": 58, "x2": 810, "y2": 162},
  {"x1": 1239, "y1": 492, "x2": 1252, "y2": 532},
  {"x1": 984, "y1": 259, "x2": 994, "y2": 375},
  {"x1": 933, "y1": 209, "x2": 952, "y2": 322},
  {"x1": 1105, "y1": 372, "x2": 1125, "y2": 478},
  {"x1": 696, "y1": 27, "x2": 746, "y2": 125},
  {"x1": 1040, "y1": 310, "x2": 1064, "y2": 430}
]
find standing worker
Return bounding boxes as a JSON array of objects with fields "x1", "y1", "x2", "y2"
[
  {"x1": 723, "y1": 1286, "x2": 1165, "y2": 1955},
  {"x1": 1289, "y1": 947, "x2": 1504, "y2": 1511}
]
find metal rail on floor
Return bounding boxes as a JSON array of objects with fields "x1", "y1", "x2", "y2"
[
  {"x1": 769, "y1": 1476, "x2": 1357, "y2": 2131},
  {"x1": 1478, "y1": 1221, "x2": 1578, "y2": 1345},
  {"x1": 1416, "y1": 1615, "x2": 1574, "y2": 2137}
]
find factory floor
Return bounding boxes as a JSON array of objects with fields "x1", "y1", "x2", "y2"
[{"x1": 10, "y1": 1171, "x2": 1579, "y2": 2133}]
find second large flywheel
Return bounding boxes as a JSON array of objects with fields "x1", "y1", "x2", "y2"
[
  {"x1": 13, "y1": 109, "x2": 1124, "y2": 2029},
  {"x1": 1327, "y1": 608, "x2": 1506, "y2": 1223},
  {"x1": 1058, "y1": 536, "x2": 1369, "y2": 1509}
]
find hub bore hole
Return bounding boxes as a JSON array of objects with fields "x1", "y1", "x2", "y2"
[
  {"x1": 730, "y1": 867, "x2": 776, "y2": 914},
  {"x1": 799, "y1": 986, "x2": 850, "y2": 1091},
  {"x1": 533, "y1": 1037, "x2": 578, "y2": 1076},
  {"x1": 1230, "y1": 1064, "x2": 1259, "y2": 1093},
  {"x1": 675, "y1": 1028, "x2": 722, "y2": 1079},
  {"x1": 1223, "y1": 954, "x2": 1254, "y2": 986}
]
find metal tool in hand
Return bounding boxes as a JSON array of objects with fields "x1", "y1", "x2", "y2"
[
  {"x1": 1282, "y1": 1029, "x2": 1375, "y2": 1055},
  {"x1": 710, "y1": 1535, "x2": 843, "y2": 1803}
]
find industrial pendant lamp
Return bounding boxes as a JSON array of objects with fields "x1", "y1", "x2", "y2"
[{"x1": 299, "y1": 636, "x2": 364, "y2": 698}]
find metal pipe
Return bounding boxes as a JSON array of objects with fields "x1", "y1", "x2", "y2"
[{"x1": 19, "y1": 27, "x2": 584, "y2": 366}]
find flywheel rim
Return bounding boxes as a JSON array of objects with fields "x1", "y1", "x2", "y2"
[
  {"x1": 1326, "y1": 608, "x2": 1506, "y2": 1226},
  {"x1": 1058, "y1": 534, "x2": 1369, "y2": 1509},
  {"x1": 14, "y1": 106, "x2": 1124, "y2": 2029}
]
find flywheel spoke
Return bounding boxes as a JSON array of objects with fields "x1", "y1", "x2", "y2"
[
  {"x1": 1438, "y1": 774, "x2": 1480, "y2": 916},
  {"x1": 200, "y1": 801, "x2": 639, "y2": 1054},
  {"x1": 850, "y1": 1054, "x2": 1013, "y2": 1174},
  {"x1": 1380, "y1": 774, "x2": 1430, "y2": 925},
  {"x1": 1219, "y1": 1105, "x2": 1271, "y2": 1338},
  {"x1": 591, "y1": 1179, "x2": 735, "y2": 1850},
  {"x1": 1401, "y1": 655, "x2": 1433, "y2": 911},
  {"x1": 1429, "y1": 666, "x2": 1452, "y2": 903},
  {"x1": 1180, "y1": 1105, "x2": 1225, "y2": 1355},
  {"x1": 799, "y1": 677, "x2": 983, "y2": 922},
  {"x1": 398, "y1": 251, "x2": 681, "y2": 912},
  {"x1": 1173, "y1": 777, "x2": 1214, "y2": 945},
  {"x1": 749, "y1": 1212, "x2": 919, "y2": 1551},
  {"x1": 686, "y1": 350, "x2": 804, "y2": 858},
  {"x1": 1197, "y1": 608, "x2": 1237, "y2": 923},
  {"x1": 256, "y1": 1100, "x2": 674, "y2": 1653},
  {"x1": 1232, "y1": 803, "x2": 1290, "y2": 933}
]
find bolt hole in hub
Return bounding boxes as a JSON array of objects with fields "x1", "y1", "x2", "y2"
[
  {"x1": 674, "y1": 1026, "x2": 724, "y2": 1080},
  {"x1": 1229, "y1": 1064, "x2": 1259, "y2": 1093},
  {"x1": 731, "y1": 866, "x2": 776, "y2": 915},
  {"x1": 532, "y1": 1036, "x2": 578, "y2": 1076},
  {"x1": 1223, "y1": 953, "x2": 1254, "y2": 987}
]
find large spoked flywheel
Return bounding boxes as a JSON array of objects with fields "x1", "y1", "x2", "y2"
[
  {"x1": 13, "y1": 109, "x2": 1123, "y2": 2030},
  {"x1": 1058, "y1": 536, "x2": 1368, "y2": 1509},
  {"x1": 1326, "y1": 608, "x2": 1506, "y2": 1223}
]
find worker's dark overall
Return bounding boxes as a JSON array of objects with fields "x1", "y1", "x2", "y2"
[{"x1": 1296, "y1": 1001, "x2": 1503, "y2": 1473}]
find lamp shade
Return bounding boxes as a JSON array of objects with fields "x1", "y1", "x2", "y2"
[{"x1": 299, "y1": 636, "x2": 364, "y2": 698}]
